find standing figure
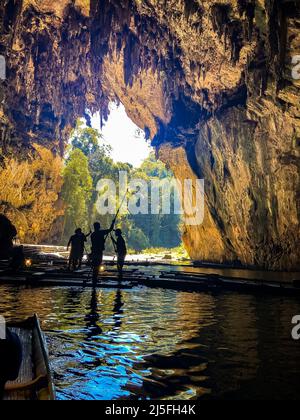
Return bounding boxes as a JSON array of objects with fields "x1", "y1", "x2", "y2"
[
  {"x1": 67, "y1": 228, "x2": 90, "y2": 271},
  {"x1": 91, "y1": 221, "x2": 115, "y2": 284},
  {"x1": 10, "y1": 246, "x2": 25, "y2": 271},
  {"x1": 0, "y1": 215, "x2": 17, "y2": 259},
  {"x1": 111, "y1": 229, "x2": 127, "y2": 280}
]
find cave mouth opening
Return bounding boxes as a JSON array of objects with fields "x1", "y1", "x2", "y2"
[
  {"x1": 90, "y1": 102, "x2": 152, "y2": 168},
  {"x1": 63, "y1": 101, "x2": 183, "y2": 253}
]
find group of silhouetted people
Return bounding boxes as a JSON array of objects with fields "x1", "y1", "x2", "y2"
[
  {"x1": 67, "y1": 221, "x2": 127, "y2": 283},
  {"x1": 0, "y1": 212, "x2": 127, "y2": 284}
]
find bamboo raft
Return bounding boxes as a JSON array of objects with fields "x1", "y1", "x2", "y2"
[
  {"x1": 4, "y1": 315, "x2": 55, "y2": 401},
  {"x1": 156, "y1": 271, "x2": 300, "y2": 296},
  {"x1": 0, "y1": 260, "x2": 299, "y2": 296}
]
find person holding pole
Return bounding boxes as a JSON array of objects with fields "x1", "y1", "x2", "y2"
[{"x1": 90, "y1": 190, "x2": 128, "y2": 285}]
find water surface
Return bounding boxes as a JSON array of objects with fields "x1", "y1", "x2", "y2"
[{"x1": 0, "y1": 285, "x2": 299, "y2": 400}]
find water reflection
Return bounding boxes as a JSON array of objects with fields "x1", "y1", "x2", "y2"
[
  {"x1": 0, "y1": 285, "x2": 299, "y2": 400},
  {"x1": 138, "y1": 264, "x2": 300, "y2": 284},
  {"x1": 85, "y1": 288, "x2": 103, "y2": 340},
  {"x1": 113, "y1": 290, "x2": 124, "y2": 330}
]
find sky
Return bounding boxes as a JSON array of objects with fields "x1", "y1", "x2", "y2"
[{"x1": 91, "y1": 103, "x2": 152, "y2": 167}]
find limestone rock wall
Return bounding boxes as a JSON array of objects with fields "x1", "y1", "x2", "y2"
[{"x1": 0, "y1": 0, "x2": 299, "y2": 269}]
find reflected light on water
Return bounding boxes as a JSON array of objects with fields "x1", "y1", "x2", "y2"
[{"x1": 0, "y1": 285, "x2": 299, "y2": 400}]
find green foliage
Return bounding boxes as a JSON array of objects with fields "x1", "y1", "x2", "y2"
[
  {"x1": 61, "y1": 149, "x2": 92, "y2": 239},
  {"x1": 62, "y1": 120, "x2": 182, "y2": 252},
  {"x1": 141, "y1": 245, "x2": 189, "y2": 260},
  {"x1": 70, "y1": 120, "x2": 109, "y2": 157},
  {"x1": 127, "y1": 227, "x2": 150, "y2": 251},
  {"x1": 130, "y1": 152, "x2": 181, "y2": 249},
  {"x1": 134, "y1": 152, "x2": 170, "y2": 179}
]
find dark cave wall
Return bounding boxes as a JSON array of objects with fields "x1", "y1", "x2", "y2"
[{"x1": 0, "y1": 0, "x2": 299, "y2": 269}]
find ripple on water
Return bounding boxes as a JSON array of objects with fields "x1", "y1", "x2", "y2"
[{"x1": 0, "y1": 285, "x2": 299, "y2": 400}]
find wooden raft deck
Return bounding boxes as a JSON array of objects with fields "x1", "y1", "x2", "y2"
[{"x1": 0, "y1": 261, "x2": 300, "y2": 297}]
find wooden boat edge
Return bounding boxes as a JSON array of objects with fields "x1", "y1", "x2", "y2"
[
  {"x1": 33, "y1": 314, "x2": 56, "y2": 400},
  {"x1": 6, "y1": 314, "x2": 56, "y2": 400}
]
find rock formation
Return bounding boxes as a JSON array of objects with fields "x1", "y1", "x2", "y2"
[{"x1": 0, "y1": 0, "x2": 299, "y2": 269}]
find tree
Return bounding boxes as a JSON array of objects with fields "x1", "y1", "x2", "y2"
[
  {"x1": 127, "y1": 227, "x2": 150, "y2": 251},
  {"x1": 136, "y1": 152, "x2": 169, "y2": 179},
  {"x1": 63, "y1": 123, "x2": 182, "y2": 251},
  {"x1": 129, "y1": 153, "x2": 181, "y2": 250},
  {"x1": 70, "y1": 120, "x2": 104, "y2": 157},
  {"x1": 61, "y1": 149, "x2": 93, "y2": 240}
]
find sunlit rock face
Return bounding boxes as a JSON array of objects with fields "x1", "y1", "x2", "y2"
[{"x1": 0, "y1": 0, "x2": 299, "y2": 269}]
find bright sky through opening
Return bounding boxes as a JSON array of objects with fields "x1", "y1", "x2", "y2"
[{"x1": 91, "y1": 103, "x2": 152, "y2": 167}]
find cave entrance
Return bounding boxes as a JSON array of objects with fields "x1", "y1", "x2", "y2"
[
  {"x1": 62, "y1": 102, "x2": 183, "y2": 256},
  {"x1": 93, "y1": 103, "x2": 151, "y2": 167}
]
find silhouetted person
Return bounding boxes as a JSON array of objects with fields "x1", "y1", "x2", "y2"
[
  {"x1": 0, "y1": 328, "x2": 23, "y2": 400},
  {"x1": 9, "y1": 245, "x2": 25, "y2": 271},
  {"x1": 67, "y1": 228, "x2": 90, "y2": 271},
  {"x1": 0, "y1": 215, "x2": 17, "y2": 259},
  {"x1": 91, "y1": 221, "x2": 114, "y2": 285},
  {"x1": 111, "y1": 229, "x2": 127, "y2": 280}
]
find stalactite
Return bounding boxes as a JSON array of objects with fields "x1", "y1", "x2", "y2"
[
  {"x1": 183, "y1": 0, "x2": 203, "y2": 22},
  {"x1": 224, "y1": 26, "x2": 228, "y2": 52},
  {"x1": 210, "y1": 3, "x2": 231, "y2": 39},
  {"x1": 237, "y1": 0, "x2": 255, "y2": 41},
  {"x1": 0, "y1": 0, "x2": 299, "y2": 268}
]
